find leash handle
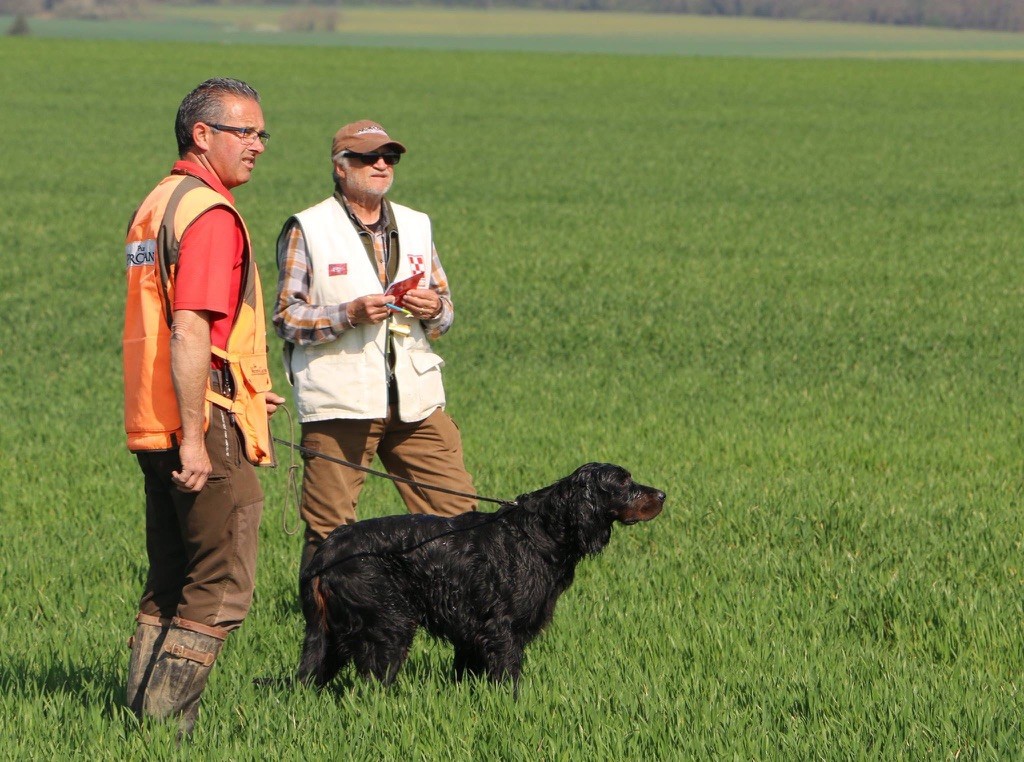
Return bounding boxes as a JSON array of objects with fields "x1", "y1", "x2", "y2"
[{"x1": 277, "y1": 407, "x2": 302, "y2": 536}]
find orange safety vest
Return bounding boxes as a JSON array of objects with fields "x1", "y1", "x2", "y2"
[{"x1": 123, "y1": 171, "x2": 275, "y2": 466}]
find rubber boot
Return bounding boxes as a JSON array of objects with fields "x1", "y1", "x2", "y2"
[
  {"x1": 126, "y1": 613, "x2": 171, "y2": 717},
  {"x1": 142, "y1": 617, "x2": 228, "y2": 739}
]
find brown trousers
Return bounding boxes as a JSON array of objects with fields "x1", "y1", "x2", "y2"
[
  {"x1": 299, "y1": 405, "x2": 476, "y2": 549},
  {"x1": 134, "y1": 405, "x2": 263, "y2": 632}
]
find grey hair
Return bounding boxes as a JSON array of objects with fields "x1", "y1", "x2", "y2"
[
  {"x1": 332, "y1": 153, "x2": 349, "y2": 187},
  {"x1": 175, "y1": 78, "x2": 260, "y2": 157}
]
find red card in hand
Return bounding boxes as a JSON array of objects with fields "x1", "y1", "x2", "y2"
[{"x1": 385, "y1": 272, "x2": 426, "y2": 306}]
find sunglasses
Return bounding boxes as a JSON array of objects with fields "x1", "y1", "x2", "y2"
[
  {"x1": 207, "y1": 122, "x2": 270, "y2": 146},
  {"x1": 343, "y1": 151, "x2": 401, "y2": 166}
]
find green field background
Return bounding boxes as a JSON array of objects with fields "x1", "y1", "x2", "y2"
[
  {"x1": 5, "y1": 6, "x2": 1024, "y2": 58},
  {"x1": 1, "y1": 33, "x2": 1024, "y2": 757}
]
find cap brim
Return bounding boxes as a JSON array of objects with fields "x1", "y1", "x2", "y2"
[{"x1": 346, "y1": 137, "x2": 407, "y2": 154}]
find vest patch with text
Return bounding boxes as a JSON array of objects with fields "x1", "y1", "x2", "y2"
[{"x1": 126, "y1": 239, "x2": 156, "y2": 268}]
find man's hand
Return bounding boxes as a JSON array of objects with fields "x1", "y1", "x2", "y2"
[
  {"x1": 402, "y1": 288, "x2": 441, "y2": 321},
  {"x1": 173, "y1": 438, "x2": 212, "y2": 493},
  {"x1": 266, "y1": 391, "x2": 286, "y2": 416},
  {"x1": 347, "y1": 294, "x2": 391, "y2": 325}
]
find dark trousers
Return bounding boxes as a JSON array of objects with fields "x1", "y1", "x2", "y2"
[{"x1": 134, "y1": 405, "x2": 263, "y2": 632}]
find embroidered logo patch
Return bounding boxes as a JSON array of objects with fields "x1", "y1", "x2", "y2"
[
  {"x1": 125, "y1": 239, "x2": 156, "y2": 268},
  {"x1": 328, "y1": 263, "x2": 348, "y2": 276}
]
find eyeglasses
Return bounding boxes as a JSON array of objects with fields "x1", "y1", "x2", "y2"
[
  {"x1": 343, "y1": 151, "x2": 401, "y2": 166},
  {"x1": 207, "y1": 123, "x2": 270, "y2": 146}
]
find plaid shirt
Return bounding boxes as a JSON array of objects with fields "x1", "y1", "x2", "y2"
[{"x1": 274, "y1": 196, "x2": 454, "y2": 345}]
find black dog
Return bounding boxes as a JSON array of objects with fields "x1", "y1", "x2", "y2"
[{"x1": 296, "y1": 462, "x2": 665, "y2": 689}]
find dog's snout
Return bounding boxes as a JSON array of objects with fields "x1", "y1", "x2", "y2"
[
  {"x1": 637, "y1": 484, "x2": 665, "y2": 504},
  {"x1": 617, "y1": 483, "x2": 665, "y2": 524}
]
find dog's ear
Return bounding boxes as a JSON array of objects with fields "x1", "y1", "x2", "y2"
[
  {"x1": 523, "y1": 463, "x2": 634, "y2": 556},
  {"x1": 564, "y1": 462, "x2": 631, "y2": 556}
]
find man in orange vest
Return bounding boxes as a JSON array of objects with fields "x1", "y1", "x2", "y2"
[{"x1": 122, "y1": 77, "x2": 284, "y2": 738}]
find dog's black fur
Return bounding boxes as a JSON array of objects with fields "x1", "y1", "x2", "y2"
[{"x1": 296, "y1": 462, "x2": 665, "y2": 689}]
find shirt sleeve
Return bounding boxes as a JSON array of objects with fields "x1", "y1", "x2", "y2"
[
  {"x1": 273, "y1": 222, "x2": 353, "y2": 346},
  {"x1": 422, "y1": 242, "x2": 454, "y2": 340},
  {"x1": 173, "y1": 207, "x2": 241, "y2": 317}
]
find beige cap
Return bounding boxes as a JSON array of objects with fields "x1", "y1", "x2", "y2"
[{"x1": 331, "y1": 120, "x2": 407, "y2": 158}]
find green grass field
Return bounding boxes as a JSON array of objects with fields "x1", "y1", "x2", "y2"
[
  {"x1": 2, "y1": 32, "x2": 1024, "y2": 758},
  {"x1": 5, "y1": 5, "x2": 1024, "y2": 58}
]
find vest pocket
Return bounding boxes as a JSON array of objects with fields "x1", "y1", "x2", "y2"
[
  {"x1": 408, "y1": 351, "x2": 445, "y2": 375},
  {"x1": 401, "y1": 350, "x2": 446, "y2": 421},
  {"x1": 295, "y1": 353, "x2": 378, "y2": 418}
]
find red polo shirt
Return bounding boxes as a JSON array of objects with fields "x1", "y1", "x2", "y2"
[{"x1": 171, "y1": 160, "x2": 245, "y2": 355}]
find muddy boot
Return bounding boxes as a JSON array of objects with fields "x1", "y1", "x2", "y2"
[
  {"x1": 142, "y1": 617, "x2": 228, "y2": 739},
  {"x1": 126, "y1": 613, "x2": 171, "y2": 717}
]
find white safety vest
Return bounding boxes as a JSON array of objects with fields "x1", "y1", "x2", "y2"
[{"x1": 288, "y1": 197, "x2": 446, "y2": 423}]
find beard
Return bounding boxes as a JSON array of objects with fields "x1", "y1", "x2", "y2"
[{"x1": 341, "y1": 170, "x2": 393, "y2": 201}]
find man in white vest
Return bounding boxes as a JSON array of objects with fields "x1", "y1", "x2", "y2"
[{"x1": 274, "y1": 120, "x2": 477, "y2": 577}]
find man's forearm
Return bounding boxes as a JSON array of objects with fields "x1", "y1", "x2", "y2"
[
  {"x1": 273, "y1": 299, "x2": 352, "y2": 346},
  {"x1": 275, "y1": 225, "x2": 353, "y2": 345},
  {"x1": 170, "y1": 309, "x2": 213, "y2": 445}
]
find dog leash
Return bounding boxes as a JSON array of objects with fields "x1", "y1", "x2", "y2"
[
  {"x1": 271, "y1": 406, "x2": 515, "y2": 516},
  {"x1": 274, "y1": 436, "x2": 515, "y2": 506},
  {"x1": 275, "y1": 427, "x2": 520, "y2": 575}
]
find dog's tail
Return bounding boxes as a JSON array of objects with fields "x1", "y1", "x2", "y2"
[{"x1": 296, "y1": 575, "x2": 332, "y2": 686}]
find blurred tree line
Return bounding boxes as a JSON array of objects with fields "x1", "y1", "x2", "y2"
[
  {"x1": 3, "y1": 0, "x2": 1023, "y2": 32},
  {"x1": 414, "y1": 0, "x2": 1024, "y2": 31}
]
